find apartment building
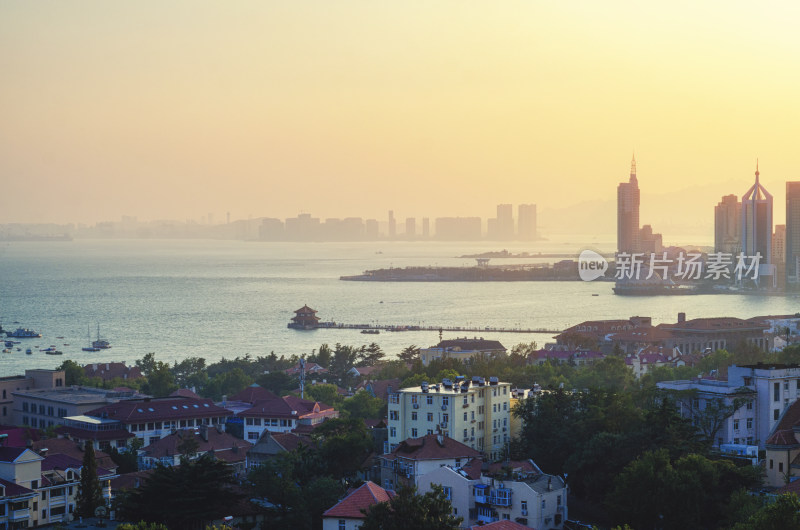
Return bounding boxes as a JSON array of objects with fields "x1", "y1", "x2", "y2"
[
  {"x1": 12, "y1": 386, "x2": 141, "y2": 430},
  {"x1": 387, "y1": 376, "x2": 512, "y2": 460},
  {"x1": 418, "y1": 459, "x2": 567, "y2": 529}
]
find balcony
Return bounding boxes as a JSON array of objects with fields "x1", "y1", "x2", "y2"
[
  {"x1": 477, "y1": 513, "x2": 499, "y2": 524},
  {"x1": 11, "y1": 508, "x2": 29, "y2": 521}
]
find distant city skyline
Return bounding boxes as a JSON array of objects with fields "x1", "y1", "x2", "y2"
[{"x1": 3, "y1": 3, "x2": 800, "y2": 232}]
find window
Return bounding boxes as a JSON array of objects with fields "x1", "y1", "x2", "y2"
[
  {"x1": 442, "y1": 486, "x2": 452, "y2": 499},
  {"x1": 411, "y1": 395, "x2": 418, "y2": 405},
  {"x1": 463, "y1": 429, "x2": 468, "y2": 439},
  {"x1": 747, "y1": 418, "x2": 753, "y2": 429},
  {"x1": 390, "y1": 411, "x2": 399, "y2": 421},
  {"x1": 775, "y1": 409, "x2": 781, "y2": 421},
  {"x1": 503, "y1": 402, "x2": 508, "y2": 411},
  {"x1": 427, "y1": 396, "x2": 433, "y2": 405},
  {"x1": 747, "y1": 400, "x2": 753, "y2": 410},
  {"x1": 770, "y1": 459, "x2": 774, "y2": 469},
  {"x1": 780, "y1": 462, "x2": 784, "y2": 472},
  {"x1": 442, "y1": 396, "x2": 449, "y2": 406},
  {"x1": 463, "y1": 396, "x2": 468, "y2": 405},
  {"x1": 338, "y1": 520, "x2": 346, "y2": 530},
  {"x1": 471, "y1": 411, "x2": 475, "y2": 420},
  {"x1": 463, "y1": 412, "x2": 467, "y2": 421},
  {"x1": 389, "y1": 427, "x2": 396, "y2": 437},
  {"x1": 31, "y1": 479, "x2": 38, "y2": 489},
  {"x1": 22, "y1": 402, "x2": 28, "y2": 412},
  {"x1": 775, "y1": 382, "x2": 781, "y2": 402},
  {"x1": 785, "y1": 381, "x2": 790, "y2": 391},
  {"x1": 247, "y1": 432, "x2": 258, "y2": 440},
  {"x1": 557, "y1": 495, "x2": 562, "y2": 506},
  {"x1": 390, "y1": 394, "x2": 399, "y2": 404},
  {"x1": 442, "y1": 414, "x2": 449, "y2": 424},
  {"x1": 411, "y1": 428, "x2": 418, "y2": 437},
  {"x1": 733, "y1": 419, "x2": 739, "y2": 431},
  {"x1": 427, "y1": 413, "x2": 433, "y2": 422},
  {"x1": 409, "y1": 411, "x2": 415, "y2": 421}
]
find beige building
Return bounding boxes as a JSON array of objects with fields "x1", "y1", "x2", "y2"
[
  {"x1": 13, "y1": 386, "x2": 140, "y2": 430},
  {"x1": 0, "y1": 369, "x2": 65, "y2": 425},
  {"x1": 387, "y1": 376, "x2": 512, "y2": 460}
]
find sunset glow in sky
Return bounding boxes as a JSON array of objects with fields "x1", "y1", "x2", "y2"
[{"x1": 3, "y1": 1, "x2": 800, "y2": 237}]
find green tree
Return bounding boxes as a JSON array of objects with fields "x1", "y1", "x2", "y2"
[
  {"x1": 341, "y1": 389, "x2": 386, "y2": 420},
  {"x1": 206, "y1": 367, "x2": 253, "y2": 400},
  {"x1": 359, "y1": 342, "x2": 386, "y2": 366},
  {"x1": 122, "y1": 454, "x2": 241, "y2": 529},
  {"x1": 398, "y1": 345, "x2": 421, "y2": 363},
  {"x1": 57, "y1": 359, "x2": 87, "y2": 386},
  {"x1": 732, "y1": 493, "x2": 800, "y2": 530},
  {"x1": 360, "y1": 485, "x2": 462, "y2": 530},
  {"x1": 76, "y1": 442, "x2": 105, "y2": 517},
  {"x1": 256, "y1": 371, "x2": 296, "y2": 395},
  {"x1": 171, "y1": 356, "x2": 208, "y2": 390},
  {"x1": 117, "y1": 523, "x2": 170, "y2": 530},
  {"x1": 304, "y1": 383, "x2": 341, "y2": 406},
  {"x1": 313, "y1": 418, "x2": 374, "y2": 479},
  {"x1": 108, "y1": 437, "x2": 143, "y2": 474}
]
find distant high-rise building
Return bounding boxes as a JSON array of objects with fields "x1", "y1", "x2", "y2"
[
  {"x1": 388, "y1": 210, "x2": 396, "y2": 239},
  {"x1": 405, "y1": 218, "x2": 416, "y2": 239},
  {"x1": 639, "y1": 224, "x2": 663, "y2": 254},
  {"x1": 518, "y1": 204, "x2": 537, "y2": 240},
  {"x1": 786, "y1": 182, "x2": 800, "y2": 288},
  {"x1": 741, "y1": 162, "x2": 773, "y2": 285},
  {"x1": 773, "y1": 224, "x2": 786, "y2": 264},
  {"x1": 365, "y1": 219, "x2": 379, "y2": 239},
  {"x1": 422, "y1": 218, "x2": 430, "y2": 239},
  {"x1": 617, "y1": 155, "x2": 640, "y2": 254},
  {"x1": 495, "y1": 204, "x2": 514, "y2": 240},
  {"x1": 715, "y1": 194, "x2": 741, "y2": 254}
]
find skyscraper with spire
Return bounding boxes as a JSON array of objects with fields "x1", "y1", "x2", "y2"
[
  {"x1": 741, "y1": 161, "x2": 773, "y2": 283},
  {"x1": 617, "y1": 155, "x2": 640, "y2": 254}
]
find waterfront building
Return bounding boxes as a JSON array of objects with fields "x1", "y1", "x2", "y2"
[
  {"x1": 422, "y1": 217, "x2": 430, "y2": 238},
  {"x1": 786, "y1": 182, "x2": 800, "y2": 289},
  {"x1": 617, "y1": 155, "x2": 640, "y2": 254},
  {"x1": 284, "y1": 213, "x2": 321, "y2": 241},
  {"x1": 137, "y1": 426, "x2": 251, "y2": 474},
  {"x1": 488, "y1": 204, "x2": 514, "y2": 241},
  {"x1": 405, "y1": 217, "x2": 416, "y2": 239},
  {"x1": 638, "y1": 224, "x2": 663, "y2": 254},
  {"x1": 387, "y1": 376, "x2": 512, "y2": 459},
  {"x1": 517, "y1": 204, "x2": 537, "y2": 240},
  {"x1": 740, "y1": 162, "x2": 773, "y2": 285},
  {"x1": 388, "y1": 210, "x2": 396, "y2": 239},
  {"x1": 83, "y1": 362, "x2": 143, "y2": 383},
  {"x1": 715, "y1": 194, "x2": 741, "y2": 254},
  {"x1": 288, "y1": 305, "x2": 321, "y2": 330},
  {"x1": 419, "y1": 338, "x2": 506, "y2": 366}
]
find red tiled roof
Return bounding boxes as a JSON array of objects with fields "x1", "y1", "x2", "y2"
[
  {"x1": 140, "y1": 428, "x2": 251, "y2": 459},
  {"x1": 87, "y1": 397, "x2": 230, "y2": 423},
  {"x1": 0, "y1": 426, "x2": 41, "y2": 447},
  {"x1": 661, "y1": 317, "x2": 768, "y2": 332},
  {"x1": 436, "y1": 339, "x2": 506, "y2": 352},
  {"x1": 110, "y1": 470, "x2": 154, "y2": 492},
  {"x1": 357, "y1": 379, "x2": 401, "y2": 400},
  {"x1": 0, "y1": 447, "x2": 31, "y2": 462},
  {"x1": 33, "y1": 438, "x2": 116, "y2": 471},
  {"x1": 323, "y1": 481, "x2": 394, "y2": 519},
  {"x1": 470, "y1": 521, "x2": 530, "y2": 530},
  {"x1": 0, "y1": 476, "x2": 33, "y2": 497},
  {"x1": 766, "y1": 429, "x2": 799, "y2": 447},
  {"x1": 170, "y1": 388, "x2": 202, "y2": 399},
  {"x1": 775, "y1": 478, "x2": 800, "y2": 495},
  {"x1": 270, "y1": 432, "x2": 312, "y2": 452},
  {"x1": 239, "y1": 395, "x2": 335, "y2": 420},
  {"x1": 83, "y1": 362, "x2": 143, "y2": 382},
  {"x1": 382, "y1": 434, "x2": 480, "y2": 462},
  {"x1": 229, "y1": 385, "x2": 279, "y2": 404},
  {"x1": 56, "y1": 425, "x2": 134, "y2": 443}
]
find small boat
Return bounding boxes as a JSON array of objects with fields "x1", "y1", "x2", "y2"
[
  {"x1": 82, "y1": 324, "x2": 104, "y2": 351},
  {"x1": 25, "y1": 349, "x2": 32, "y2": 355},
  {"x1": 41, "y1": 347, "x2": 57, "y2": 353},
  {"x1": 361, "y1": 329, "x2": 380, "y2": 335},
  {"x1": 44, "y1": 350, "x2": 63, "y2": 355},
  {"x1": 2, "y1": 349, "x2": 10, "y2": 353},
  {"x1": 92, "y1": 324, "x2": 111, "y2": 350},
  {"x1": 4, "y1": 341, "x2": 13, "y2": 348}
]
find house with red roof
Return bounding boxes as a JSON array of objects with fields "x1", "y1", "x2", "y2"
[
  {"x1": 138, "y1": 425, "x2": 252, "y2": 475},
  {"x1": 379, "y1": 434, "x2": 480, "y2": 491},
  {"x1": 84, "y1": 396, "x2": 231, "y2": 447},
  {"x1": 83, "y1": 362, "x2": 143, "y2": 383},
  {"x1": 246, "y1": 431, "x2": 312, "y2": 468},
  {"x1": 239, "y1": 394, "x2": 338, "y2": 442},
  {"x1": 764, "y1": 399, "x2": 800, "y2": 487},
  {"x1": 321, "y1": 481, "x2": 394, "y2": 530}
]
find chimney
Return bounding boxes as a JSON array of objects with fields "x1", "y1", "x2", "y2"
[{"x1": 678, "y1": 312, "x2": 686, "y2": 324}]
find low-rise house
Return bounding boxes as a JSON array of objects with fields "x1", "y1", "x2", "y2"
[
  {"x1": 83, "y1": 362, "x2": 143, "y2": 383},
  {"x1": 84, "y1": 396, "x2": 232, "y2": 447},
  {"x1": 356, "y1": 378, "x2": 401, "y2": 400},
  {"x1": 285, "y1": 362, "x2": 328, "y2": 376},
  {"x1": 625, "y1": 346, "x2": 682, "y2": 378},
  {"x1": 56, "y1": 415, "x2": 136, "y2": 453},
  {"x1": 138, "y1": 425, "x2": 251, "y2": 475},
  {"x1": 527, "y1": 349, "x2": 605, "y2": 366},
  {"x1": 418, "y1": 459, "x2": 568, "y2": 529},
  {"x1": 0, "y1": 369, "x2": 65, "y2": 426},
  {"x1": 420, "y1": 338, "x2": 506, "y2": 366},
  {"x1": 321, "y1": 481, "x2": 394, "y2": 530},
  {"x1": 246, "y1": 431, "x2": 312, "y2": 468},
  {"x1": 239, "y1": 395, "x2": 338, "y2": 442},
  {"x1": 764, "y1": 400, "x2": 800, "y2": 487},
  {"x1": 379, "y1": 434, "x2": 480, "y2": 491}
]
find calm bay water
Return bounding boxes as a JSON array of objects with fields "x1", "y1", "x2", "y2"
[{"x1": 0, "y1": 238, "x2": 798, "y2": 376}]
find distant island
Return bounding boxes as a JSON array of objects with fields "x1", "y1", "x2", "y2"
[{"x1": 459, "y1": 250, "x2": 615, "y2": 259}]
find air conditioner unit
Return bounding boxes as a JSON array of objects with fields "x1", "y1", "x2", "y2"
[
  {"x1": 413, "y1": 403, "x2": 419, "y2": 409},
  {"x1": 441, "y1": 405, "x2": 448, "y2": 411}
]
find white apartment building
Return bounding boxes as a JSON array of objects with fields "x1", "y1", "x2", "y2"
[
  {"x1": 418, "y1": 461, "x2": 568, "y2": 529},
  {"x1": 658, "y1": 363, "x2": 800, "y2": 448},
  {"x1": 387, "y1": 376, "x2": 512, "y2": 460}
]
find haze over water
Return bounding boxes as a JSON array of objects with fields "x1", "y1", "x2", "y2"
[{"x1": 0, "y1": 238, "x2": 797, "y2": 376}]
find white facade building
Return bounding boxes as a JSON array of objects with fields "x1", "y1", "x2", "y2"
[{"x1": 387, "y1": 377, "x2": 512, "y2": 460}]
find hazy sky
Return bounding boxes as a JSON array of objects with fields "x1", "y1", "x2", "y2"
[{"x1": 2, "y1": 1, "x2": 800, "y2": 234}]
